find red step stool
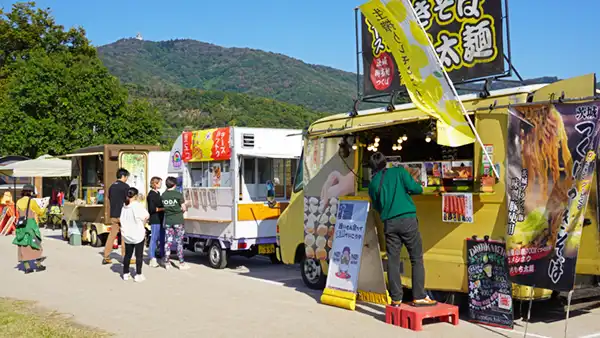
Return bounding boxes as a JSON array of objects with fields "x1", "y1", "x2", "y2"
[{"x1": 385, "y1": 302, "x2": 459, "y2": 331}]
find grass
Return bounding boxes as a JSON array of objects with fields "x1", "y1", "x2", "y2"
[{"x1": 0, "y1": 298, "x2": 110, "y2": 338}]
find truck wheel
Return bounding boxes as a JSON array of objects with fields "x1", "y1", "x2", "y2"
[
  {"x1": 269, "y1": 253, "x2": 281, "y2": 264},
  {"x1": 301, "y1": 257, "x2": 327, "y2": 290},
  {"x1": 208, "y1": 242, "x2": 228, "y2": 269},
  {"x1": 61, "y1": 222, "x2": 69, "y2": 241},
  {"x1": 90, "y1": 227, "x2": 104, "y2": 247}
]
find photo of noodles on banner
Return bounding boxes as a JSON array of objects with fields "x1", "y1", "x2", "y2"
[{"x1": 506, "y1": 102, "x2": 600, "y2": 291}]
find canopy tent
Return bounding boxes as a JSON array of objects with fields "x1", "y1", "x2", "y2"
[{"x1": 0, "y1": 155, "x2": 71, "y2": 177}]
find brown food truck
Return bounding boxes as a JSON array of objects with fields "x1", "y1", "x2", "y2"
[{"x1": 61, "y1": 144, "x2": 160, "y2": 246}]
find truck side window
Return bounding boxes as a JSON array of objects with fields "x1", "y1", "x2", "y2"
[{"x1": 293, "y1": 151, "x2": 304, "y2": 193}]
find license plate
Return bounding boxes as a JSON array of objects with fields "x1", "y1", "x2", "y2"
[{"x1": 258, "y1": 244, "x2": 275, "y2": 255}]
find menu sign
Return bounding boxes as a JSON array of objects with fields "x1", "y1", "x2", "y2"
[
  {"x1": 442, "y1": 192, "x2": 473, "y2": 223},
  {"x1": 467, "y1": 239, "x2": 513, "y2": 329},
  {"x1": 324, "y1": 198, "x2": 370, "y2": 293}
]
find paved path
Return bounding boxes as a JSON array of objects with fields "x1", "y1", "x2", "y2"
[{"x1": 1, "y1": 230, "x2": 600, "y2": 338}]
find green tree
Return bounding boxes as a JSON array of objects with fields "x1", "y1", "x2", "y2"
[{"x1": 0, "y1": 2, "x2": 162, "y2": 158}]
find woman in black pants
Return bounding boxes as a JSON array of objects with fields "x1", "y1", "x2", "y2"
[{"x1": 119, "y1": 187, "x2": 149, "y2": 282}]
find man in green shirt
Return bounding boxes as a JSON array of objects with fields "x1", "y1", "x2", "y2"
[
  {"x1": 161, "y1": 176, "x2": 188, "y2": 270},
  {"x1": 368, "y1": 152, "x2": 436, "y2": 307}
]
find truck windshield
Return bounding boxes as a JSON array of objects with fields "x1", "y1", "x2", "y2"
[{"x1": 293, "y1": 150, "x2": 303, "y2": 193}]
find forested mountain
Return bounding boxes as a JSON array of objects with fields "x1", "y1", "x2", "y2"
[{"x1": 98, "y1": 38, "x2": 359, "y2": 113}]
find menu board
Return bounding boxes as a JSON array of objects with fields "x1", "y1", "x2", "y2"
[
  {"x1": 442, "y1": 193, "x2": 473, "y2": 223},
  {"x1": 442, "y1": 160, "x2": 474, "y2": 181},
  {"x1": 386, "y1": 159, "x2": 427, "y2": 187},
  {"x1": 324, "y1": 198, "x2": 370, "y2": 293},
  {"x1": 467, "y1": 239, "x2": 513, "y2": 329},
  {"x1": 425, "y1": 162, "x2": 442, "y2": 186}
]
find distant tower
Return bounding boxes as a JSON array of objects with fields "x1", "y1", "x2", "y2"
[{"x1": 135, "y1": 32, "x2": 143, "y2": 41}]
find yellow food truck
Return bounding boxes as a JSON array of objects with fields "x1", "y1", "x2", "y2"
[{"x1": 276, "y1": 74, "x2": 600, "y2": 303}]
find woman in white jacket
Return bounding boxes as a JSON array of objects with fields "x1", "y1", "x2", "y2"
[{"x1": 120, "y1": 187, "x2": 149, "y2": 282}]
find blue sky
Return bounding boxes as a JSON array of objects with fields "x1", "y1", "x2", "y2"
[{"x1": 1, "y1": 0, "x2": 598, "y2": 80}]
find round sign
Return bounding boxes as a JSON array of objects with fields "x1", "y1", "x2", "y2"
[{"x1": 370, "y1": 52, "x2": 395, "y2": 91}]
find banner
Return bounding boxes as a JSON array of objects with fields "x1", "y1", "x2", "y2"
[
  {"x1": 189, "y1": 127, "x2": 231, "y2": 162},
  {"x1": 360, "y1": 0, "x2": 475, "y2": 147},
  {"x1": 362, "y1": 0, "x2": 504, "y2": 97},
  {"x1": 467, "y1": 239, "x2": 513, "y2": 329},
  {"x1": 506, "y1": 102, "x2": 600, "y2": 291},
  {"x1": 182, "y1": 131, "x2": 192, "y2": 162}
]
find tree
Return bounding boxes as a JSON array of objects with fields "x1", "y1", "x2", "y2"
[{"x1": 0, "y1": 2, "x2": 162, "y2": 158}]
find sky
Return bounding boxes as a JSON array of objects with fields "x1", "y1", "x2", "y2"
[{"x1": 1, "y1": 0, "x2": 598, "y2": 80}]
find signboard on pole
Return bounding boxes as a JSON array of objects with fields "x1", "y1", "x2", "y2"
[
  {"x1": 361, "y1": 0, "x2": 505, "y2": 97},
  {"x1": 321, "y1": 197, "x2": 370, "y2": 310},
  {"x1": 506, "y1": 102, "x2": 600, "y2": 291},
  {"x1": 466, "y1": 238, "x2": 513, "y2": 329}
]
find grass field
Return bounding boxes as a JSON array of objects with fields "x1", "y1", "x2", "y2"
[{"x1": 0, "y1": 298, "x2": 110, "y2": 337}]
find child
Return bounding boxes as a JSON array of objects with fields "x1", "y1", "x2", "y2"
[
  {"x1": 120, "y1": 187, "x2": 149, "y2": 282},
  {"x1": 161, "y1": 176, "x2": 188, "y2": 270},
  {"x1": 147, "y1": 177, "x2": 165, "y2": 268}
]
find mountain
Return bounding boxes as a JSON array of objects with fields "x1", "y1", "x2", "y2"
[{"x1": 98, "y1": 38, "x2": 359, "y2": 113}]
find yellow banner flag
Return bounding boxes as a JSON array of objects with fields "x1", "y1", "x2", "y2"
[{"x1": 359, "y1": 0, "x2": 475, "y2": 147}]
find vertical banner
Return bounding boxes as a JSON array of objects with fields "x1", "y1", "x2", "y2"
[
  {"x1": 168, "y1": 134, "x2": 184, "y2": 173},
  {"x1": 506, "y1": 102, "x2": 600, "y2": 291},
  {"x1": 361, "y1": 0, "x2": 505, "y2": 97},
  {"x1": 359, "y1": 0, "x2": 475, "y2": 147},
  {"x1": 182, "y1": 131, "x2": 193, "y2": 162},
  {"x1": 466, "y1": 239, "x2": 513, "y2": 329},
  {"x1": 320, "y1": 197, "x2": 370, "y2": 311}
]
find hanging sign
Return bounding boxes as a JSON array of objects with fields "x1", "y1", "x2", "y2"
[
  {"x1": 190, "y1": 127, "x2": 231, "y2": 162},
  {"x1": 466, "y1": 238, "x2": 513, "y2": 329},
  {"x1": 442, "y1": 192, "x2": 473, "y2": 223},
  {"x1": 182, "y1": 131, "x2": 193, "y2": 162}
]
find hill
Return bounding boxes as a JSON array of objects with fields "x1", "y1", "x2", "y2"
[
  {"x1": 98, "y1": 39, "x2": 358, "y2": 113},
  {"x1": 125, "y1": 84, "x2": 327, "y2": 143}
]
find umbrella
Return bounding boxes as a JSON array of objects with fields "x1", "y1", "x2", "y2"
[{"x1": 0, "y1": 155, "x2": 71, "y2": 177}]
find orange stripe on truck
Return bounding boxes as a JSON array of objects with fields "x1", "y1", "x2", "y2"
[{"x1": 237, "y1": 203, "x2": 289, "y2": 222}]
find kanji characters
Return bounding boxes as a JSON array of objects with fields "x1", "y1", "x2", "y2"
[
  {"x1": 457, "y1": 0, "x2": 481, "y2": 19},
  {"x1": 435, "y1": 33, "x2": 460, "y2": 68},
  {"x1": 367, "y1": 20, "x2": 387, "y2": 57},
  {"x1": 462, "y1": 18, "x2": 494, "y2": 63},
  {"x1": 433, "y1": 0, "x2": 455, "y2": 22},
  {"x1": 413, "y1": 0, "x2": 432, "y2": 27}
]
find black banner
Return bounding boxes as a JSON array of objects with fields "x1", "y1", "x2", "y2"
[
  {"x1": 467, "y1": 239, "x2": 513, "y2": 329},
  {"x1": 361, "y1": 0, "x2": 505, "y2": 97},
  {"x1": 506, "y1": 103, "x2": 600, "y2": 291}
]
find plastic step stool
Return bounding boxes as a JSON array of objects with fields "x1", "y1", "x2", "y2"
[
  {"x1": 385, "y1": 305, "x2": 403, "y2": 326},
  {"x1": 400, "y1": 302, "x2": 459, "y2": 331}
]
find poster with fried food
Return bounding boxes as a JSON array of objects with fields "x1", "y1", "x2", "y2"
[
  {"x1": 400, "y1": 162, "x2": 427, "y2": 187},
  {"x1": 506, "y1": 103, "x2": 600, "y2": 291}
]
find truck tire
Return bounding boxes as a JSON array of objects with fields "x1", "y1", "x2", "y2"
[
  {"x1": 61, "y1": 221, "x2": 69, "y2": 241},
  {"x1": 90, "y1": 227, "x2": 104, "y2": 247},
  {"x1": 208, "y1": 242, "x2": 228, "y2": 269},
  {"x1": 301, "y1": 256, "x2": 327, "y2": 290}
]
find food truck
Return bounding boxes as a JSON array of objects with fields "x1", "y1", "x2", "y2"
[
  {"x1": 169, "y1": 127, "x2": 302, "y2": 269},
  {"x1": 276, "y1": 74, "x2": 600, "y2": 303},
  {"x1": 60, "y1": 144, "x2": 161, "y2": 246}
]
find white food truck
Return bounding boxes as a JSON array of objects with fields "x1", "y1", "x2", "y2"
[{"x1": 168, "y1": 127, "x2": 302, "y2": 269}]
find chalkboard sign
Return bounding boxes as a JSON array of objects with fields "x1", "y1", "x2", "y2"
[{"x1": 466, "y1": 239, "x2": 513, "y2": 329}]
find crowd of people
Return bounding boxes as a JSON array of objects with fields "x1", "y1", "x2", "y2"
[{"x1": 13, "y1": 168, "x2": 189, "y2": 283}]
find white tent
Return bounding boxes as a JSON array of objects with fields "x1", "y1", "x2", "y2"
[{"x1": 0, "y1": 155, "x2": 71, "y2": 177}]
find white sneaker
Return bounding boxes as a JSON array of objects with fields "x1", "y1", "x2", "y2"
[
  {"x1": 178, "y1": 263, "x2": 190, "y2": 270},
  {"x1": 149, "y1": 258, "x2": 159, "y2": 268},
  {"x1": 122, "y1": 273, "x2": 131, "y2": 281},
  {"x1": 134, "y1": 274, "x2": 146, "y2": 283}
]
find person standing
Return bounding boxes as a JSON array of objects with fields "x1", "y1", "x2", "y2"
[
  {"x1": 368, "y1": 152, "x2": 436, "y2": 307},
  {"x1": 147, "y1": 177, "x2": 165, "y2": 267},
  {"x1": 102, "y1": 168, "x2": 130, "y2": 265},
  {"x1": 120, "y1": 187, "x2": 149, "y2": 282},
  {"x1": 161, "y1": 176, "x2": 189, "y2": 270},
  {"x1": 13, "y1": 184, "x2": 46, "y2": 274}
]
